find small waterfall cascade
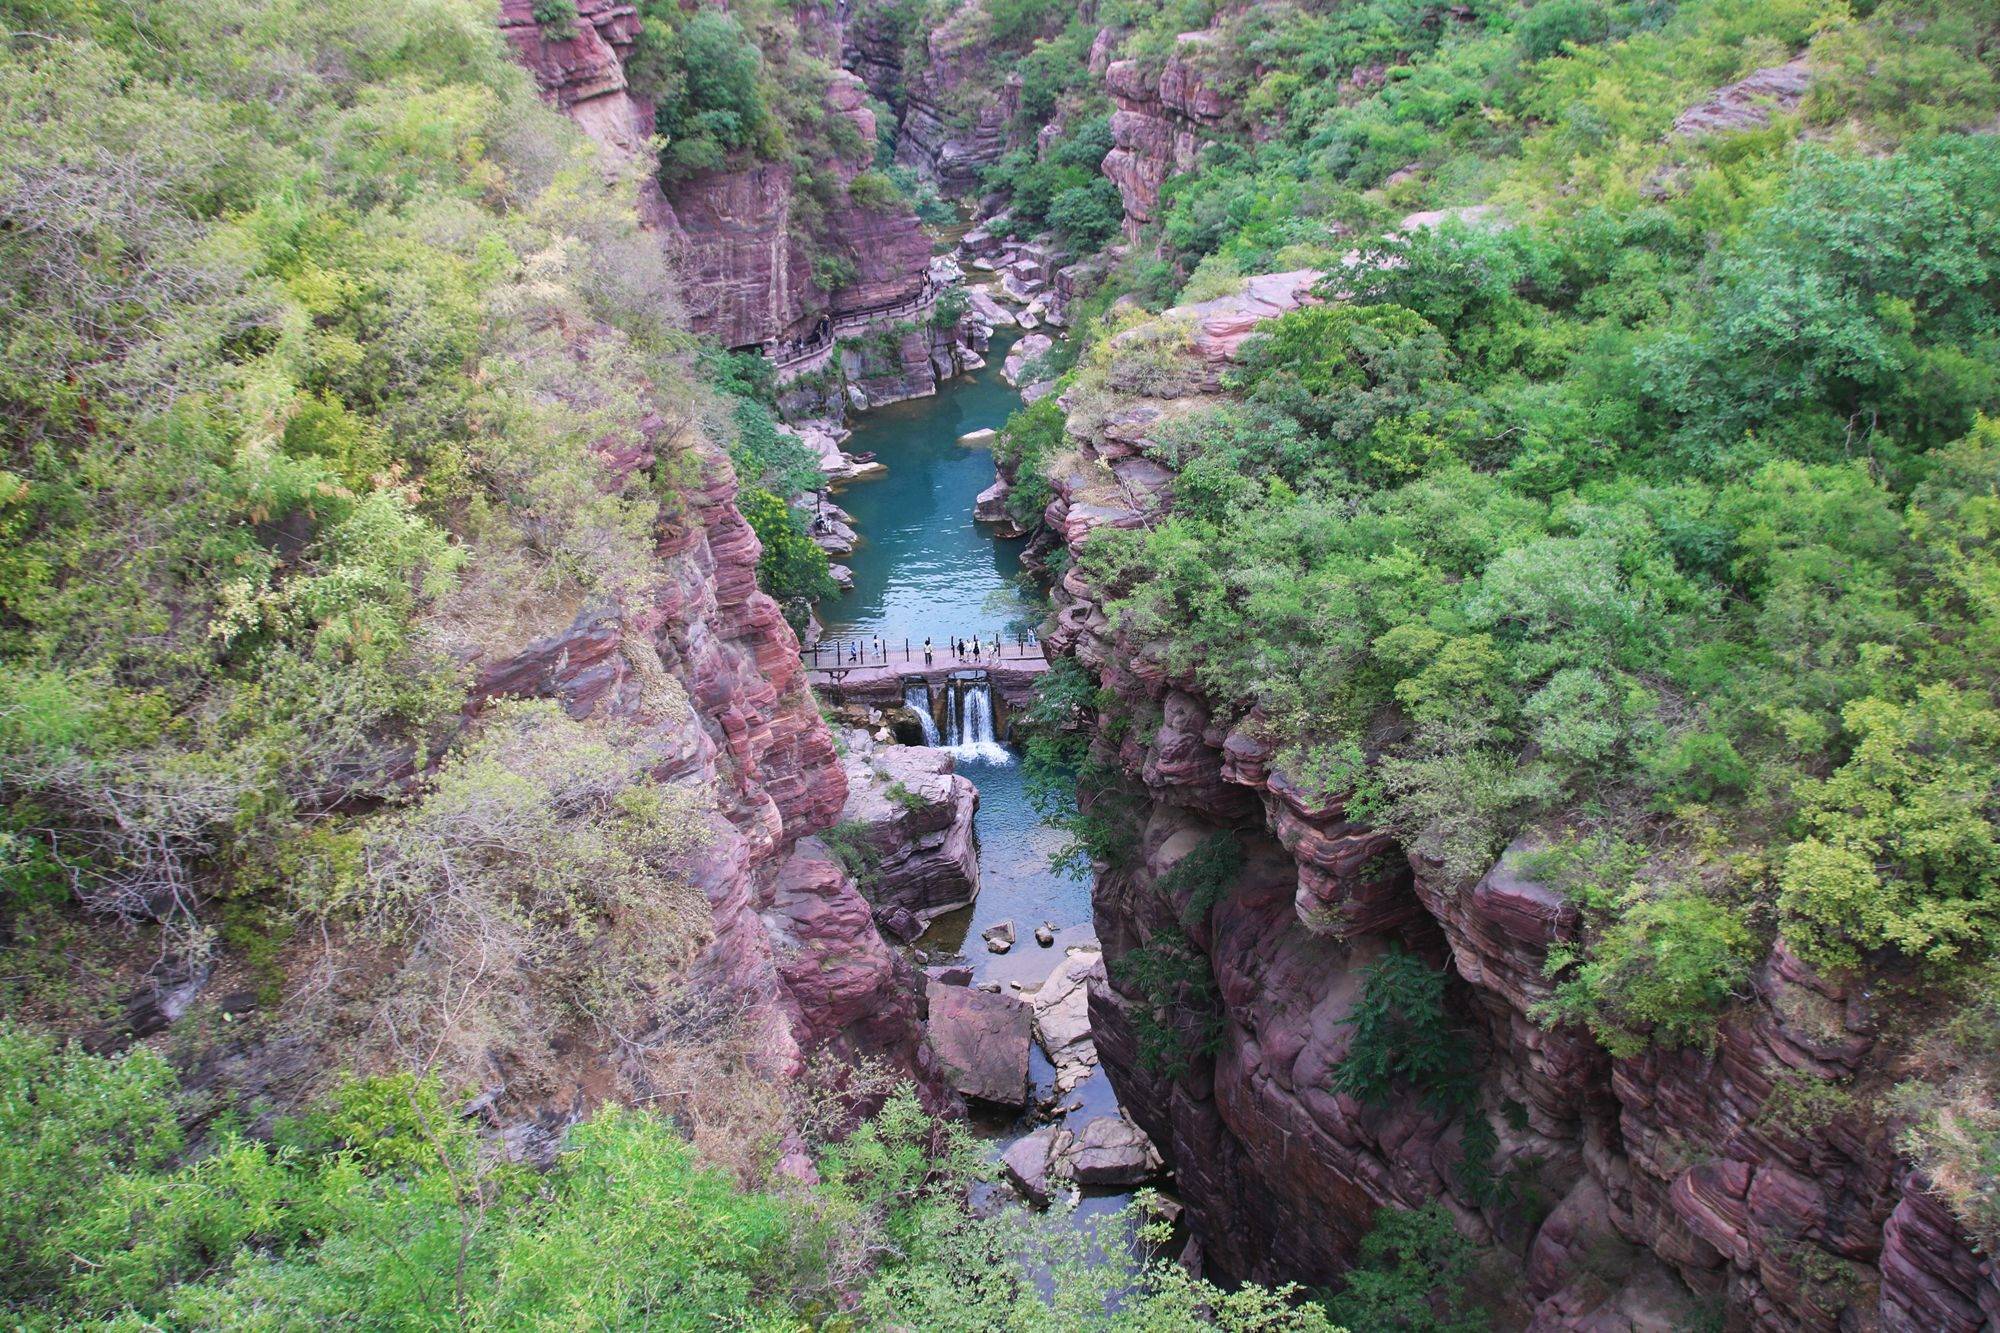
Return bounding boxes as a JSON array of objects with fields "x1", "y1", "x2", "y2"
[
  {"x1": 903, "y1": 680, "x2": 942, "y2": 746},
  {"x1": 942, "y1": 674, "x2": 1009, "y2": 764}
]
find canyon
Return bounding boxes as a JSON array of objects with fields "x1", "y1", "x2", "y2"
[{"x1": 493, "y1": 3, "x2": 1999, "y2": 1329}]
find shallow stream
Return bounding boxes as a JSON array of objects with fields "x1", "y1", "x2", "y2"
[{"x1": 817, "y1": 331, "x2": 1144, "y2": 1231}]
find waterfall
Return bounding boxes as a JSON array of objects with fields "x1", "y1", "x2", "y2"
[
  {"x1": 943, "y1": 676, "x2": 1009, "y2": 764},
  {"x1": 903, "y1": 681, "x2": 942, "y2": 746}
]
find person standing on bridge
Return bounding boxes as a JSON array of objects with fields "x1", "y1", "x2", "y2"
[{"x1": 923, "y1": 637, "x2": 933, "y2": 665}]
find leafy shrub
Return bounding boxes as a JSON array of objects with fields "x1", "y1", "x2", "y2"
[
  {"x1": 1158, "y1": 829, "x2": 1244, "y2": 928},
  {"x1": 1113, "y1": 927, "x2": 1226, "y2": 1076},
  {"x1": 2, "y1": 1035, "x2": 1336, "y2": 1327},
  {"x1": 1543, "y1": 885, "x2": 1757, "y2": 1058},
  {"x1": 1230, "y1": 304, "x2": 1458, "y2": 482},
  {"x1": 1331, "y1": 946, "x2": 1478, "y2": 1114},
  {"x1": 1517, "y1": 0, "x2": 1611, "y2": 62},
  {"x1": 1317, "y1": 1203, "x2": 1486, "y2": 1333},
  {"x1": 812, "y1": 249, "x2": 860, "y2": 291},
  {"x1": 1779, "y1": 684, "x2": 2000, "y2": 970},
  {"x1": 739, "y1": 485, "x2": 838, "y2": 630},
  {"x1": 632, "y1": 8, "x2": 776, "y2": 178},
  {"x1": 1046, "y1": 177, "x2": 1126, "y2": 250},
  {"x1": 532, "y1": 0, "x2": 579, "y2": 39},
  {"x1": 846, "y1": 168, "x2": 903, "y2": 212}
]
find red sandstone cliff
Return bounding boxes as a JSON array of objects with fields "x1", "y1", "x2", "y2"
[
  {"x1": 501, "y1": 0, "x2": 930, "y2": 348},
  {"x1": 465, "y1": 425, "x2": 933, "y2": 1107},
  {"x1": 844, "y1": 0, "x2": 1025, "y2": 196},
  {"x1": 1102, "y1": 32, "x2": 1233, "y2": 239},
  {"x1": 1035, "y1": 279, "x2": 2000, "y2": 1331}
]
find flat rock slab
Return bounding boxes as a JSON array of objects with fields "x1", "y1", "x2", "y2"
[
  {"x1": 1031, "y1": 948, "x2": 1102, "y2": 1094},
  {"x1": 926, "y1": 980, "x2": 1030, "y2": 1107}
]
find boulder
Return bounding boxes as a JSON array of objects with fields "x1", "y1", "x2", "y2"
[
  {"x1": 1002, "y1": 1124, "x2": 1072, "y2": 1206},
  {"x1": 984, "y1": 919, "x2": 1016, "y2": 953},
  {"x1": 925, "y1": 980, "x2": 1031, "y2": 1106},
  {"x1": 1030, "y1": 948, "x2": 1102, "y2": 1094},
  {"x1": 966, "y1": 287, "x2": 1017, "y2": 328},
  {"x1": 1061, "y1": 1114, "x2": 1164, "y2": 1186},
  {"x1": 1034, "y1": 922, "x2": 1055, "y2": 947},
  {"x1": 1003, "y1": 334, "x2": 1054, "y2": 387},
  {"x1": 958, "y1": 427, "x2": 998, "y2": 447},
  {"x1": 835, "y1": 737, "x2": 979, "y2": 924}
]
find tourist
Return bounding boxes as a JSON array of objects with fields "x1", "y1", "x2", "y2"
[{"x1": 923, "y1": 636, "x2": 933, "y2": 665}]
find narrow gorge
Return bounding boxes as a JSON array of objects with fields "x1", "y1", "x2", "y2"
[{"x1": 3, "y1": 0, "x2": 1997, "y2": 1329}]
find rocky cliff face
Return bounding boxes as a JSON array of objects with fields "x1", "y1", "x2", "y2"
[
  {"x1": 1102, "y1": 32, "x2": 1233, "y2": 239},
  {"x1": 1037, "y1": 278, "x2": 2000, "y2": 1332},
  {"x1": 844, "y1": 0, "x2": 1022, "y2": 196},
  {"x1": 502, "y1": 0, "x2": 929, "y2": 348},
  {"x1": 468, "y1": 435, "x2": 932, "y2": 1099}
]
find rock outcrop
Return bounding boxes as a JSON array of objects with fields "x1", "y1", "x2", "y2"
[
  {"x1": 468, "y1": 439, "x2": 933, "y2": 1095},
  {"x1": 1102, "y1": 33, "x2": 1233, "y2": 238},
  {"x1": 846, "y1": 1, "x2": 1023, "y2": 193},
  {"x1": 835, "y1": 735, "x2": 981, "y2": 933},
  {"x1": 1673, "y1": 58, "x2": 1813, "y2": 138}
]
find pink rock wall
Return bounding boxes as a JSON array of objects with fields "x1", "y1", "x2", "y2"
[
  {"x1": 1102, "y1": 33, "x2": 1233, "y2": 239},
  {"x1": 845, "y1": 1, "x2": 1024, "y2": 195},
  {"x1": 469, "y1": 439, "x2": 929, "y2": 1091},
  {"x1": 502, "y1": 0, "x2": 930, "y2": 349},
  {"x1": 1039, "y1": 279, "x2": 1998, "y2": 1331}
]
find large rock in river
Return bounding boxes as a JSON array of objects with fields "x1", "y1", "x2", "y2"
[{"x1": 926, "y1": 980, "x2": 1030, "y2": 1107}]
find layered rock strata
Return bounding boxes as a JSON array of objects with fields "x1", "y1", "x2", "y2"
[
  {"x1": 834, "y1": 734, "x2": 981, "y2": 936},
  {"x1": 1102, "y1": 32, "x2": 1233, "y2": 238},
  {"x1": 845, "y1": 1, "x2": 1023, "y2": 194},
  {"x1": 1034, "y1": 277, "x2": 1999, "y2": 1331},
  {"x1": 469, "y1": 440, "x2": 933, "y2": 1097},
  {"x1": 503, "y1": 1, "x2": 930, "y2": 350}
]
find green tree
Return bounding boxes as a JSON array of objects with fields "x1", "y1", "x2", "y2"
[
  {"x1": 1331, "y1": 946, "x2": 1477, "y2": 1113},
  {"x1": 740, "y1": 485, "x2": 838, "y2": 630},
  {"x1": 1780, "y1": 684, "x2": 2000, "y2": 970},
  {"x1": 1319, "y1": 1204, "x2": 1486, "y2": 1333}
]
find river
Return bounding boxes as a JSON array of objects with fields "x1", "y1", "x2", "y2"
[{"x1": 816, "y1": 331, "x2": 1143, "y2": 1230}]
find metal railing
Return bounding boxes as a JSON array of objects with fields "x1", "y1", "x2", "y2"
[
  {"x1": 803, "y1": 635, "x2": 1046, "y2": 671},
  {"x1": 763, "y1": 285, "x2": 945, "y2": 375}
]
